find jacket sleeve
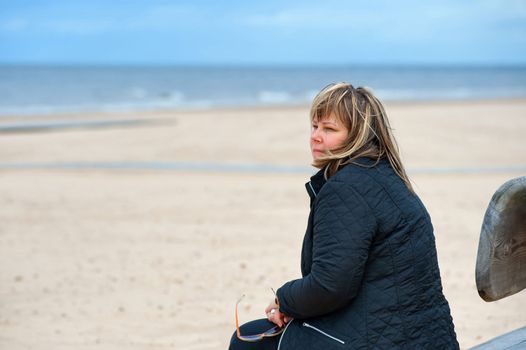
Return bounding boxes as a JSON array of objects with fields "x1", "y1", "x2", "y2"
[{"x1": 277, "y1": 180, "x2": 377, "y2": 319}]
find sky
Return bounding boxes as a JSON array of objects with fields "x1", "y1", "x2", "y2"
[{"x1": 1, "y1": 0, "x2": 525, "y2": 65}]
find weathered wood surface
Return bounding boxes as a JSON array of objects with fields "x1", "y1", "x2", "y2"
[
  {"x1": 470, "y1": 326, "x2": 526, "y2": 350},
  {"x1": 476, "y1": 176, "x2": 526, "y2": 302}
]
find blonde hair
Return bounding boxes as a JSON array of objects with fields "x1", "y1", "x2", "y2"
[{"x1": 311, "y1": 82, "x2": 413, "y2": 192}]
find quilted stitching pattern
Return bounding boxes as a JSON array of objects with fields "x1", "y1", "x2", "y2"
[{"x1": 277, "y1": 158, "x2": 459, "y2": 349}]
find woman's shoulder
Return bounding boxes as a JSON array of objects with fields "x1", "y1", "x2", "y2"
[
  {"x1": 315, "y1": 159, "x2": 381, "y2": 201},
  {"x1": 330, "y1": 157, "x2": 392, "y2": 184},
  {"x1": 326, "y1": 157, "x2": 410, "y2": 203}
]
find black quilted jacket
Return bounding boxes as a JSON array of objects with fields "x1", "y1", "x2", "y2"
[{"x1": 276, "y1": 158, "x2": 459, "y2": 349}]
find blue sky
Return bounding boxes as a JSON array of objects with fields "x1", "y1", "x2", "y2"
[{"x1": 1, "y1": 0, "x2": 525, "y2": 65}]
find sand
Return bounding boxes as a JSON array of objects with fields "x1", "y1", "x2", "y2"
[{"x1": 0, "y1": 99, "x2": 525, "y2": 349}]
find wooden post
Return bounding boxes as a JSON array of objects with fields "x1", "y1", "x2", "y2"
[{"x1": 475, "y1": 176, "x2": 526, "y2": 302}]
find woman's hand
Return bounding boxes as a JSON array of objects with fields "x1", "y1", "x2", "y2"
[{"x1": 265, "y1": 299, "x2": 292, "y2": 327}]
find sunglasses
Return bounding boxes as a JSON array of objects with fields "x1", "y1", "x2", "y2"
[{"x1": 235, "y1": 293, "x2": 284, "y2": 342}]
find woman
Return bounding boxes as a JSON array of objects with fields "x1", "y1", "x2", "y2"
[{"x1": 230, "y1": 83, "x2": 459, "y2": 349}]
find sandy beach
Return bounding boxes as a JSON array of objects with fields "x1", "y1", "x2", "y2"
[{"x1": 1, "y1": 99, "x2": 525, "y2": 349}]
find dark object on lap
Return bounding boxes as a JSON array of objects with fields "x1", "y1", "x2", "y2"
[{"x1": 229, "y1": 319, "x2": 281, "y2": 350}]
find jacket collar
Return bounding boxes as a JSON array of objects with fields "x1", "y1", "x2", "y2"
[
  {"x1": 304, "y1": 157, "x2": 379, "y2": 199},
  {"x1": 305, "y1": 168, "x2": 326, "y2": 200}
]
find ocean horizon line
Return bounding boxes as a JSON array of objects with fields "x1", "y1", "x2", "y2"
[{"x1": 2, "y1": 62, "x2": 526, "y2": 69}]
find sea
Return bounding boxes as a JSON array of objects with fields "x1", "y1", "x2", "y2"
[{"x1": 1, "y1": 65, "x2": 526, "y2": 116}]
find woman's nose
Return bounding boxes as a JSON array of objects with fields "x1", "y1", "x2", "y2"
[{"x1": 311, "y1": 129, "x2": 322, "y2": 143}]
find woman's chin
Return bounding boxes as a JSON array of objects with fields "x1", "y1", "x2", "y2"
[{"x1": 311, "y1": 156, "x2": 325, "y2": 168}]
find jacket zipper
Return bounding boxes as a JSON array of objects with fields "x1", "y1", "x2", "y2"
[
  {"x1": 303, "y1": 322, "x2": 345, "y2": 344},
  {"x1": 308, "y1": 181, "x2": 317, "y2": 197},
  {"x1": 277, "y1": 319, "x2": 294, "y2": 350}
]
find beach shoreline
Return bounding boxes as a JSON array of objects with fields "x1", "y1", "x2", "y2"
[{"x1": 2, "y1": 96, "x2": 526, "y2": 121}]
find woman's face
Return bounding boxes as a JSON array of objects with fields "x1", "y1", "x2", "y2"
[{"x1": 310, "y1": 113, "x2": 349, "y2": 160}]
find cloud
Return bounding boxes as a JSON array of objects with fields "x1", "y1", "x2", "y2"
[
  {"x1": 0, "y1": 3, "x2": 206, "y2": 35},
  {"x1": 0, "y1": 18, "x2": 28, "y2": 32},
  {"x1": 242, "y1": 7, "x2": 382, "y2": 29},
  {"x1": 124, "y1": 4, "x2": 205, "y2": 30},
  {"x1": 41, "y1": 19, "x2": 114, "y2": 35},
  {"x1": 480, "y1": 0, "x2": 526, "y2": 18}
]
